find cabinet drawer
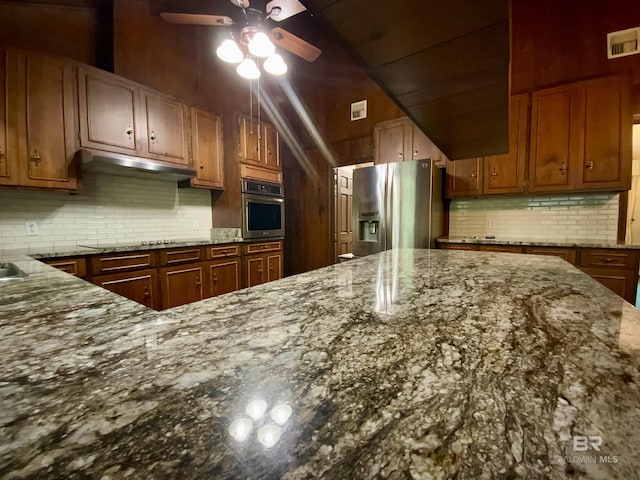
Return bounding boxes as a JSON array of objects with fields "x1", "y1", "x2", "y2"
[
  {"x1": 524, "y1": 246, "x2": 577, "y2": 265},
  {"x1": 159, "y1": 247, "x2": 203, "y2": 266},
  {"x1": 44, "y1": 257, "x2": 87, "y2": 277},
  {"x1": 240, "y1": 164, "x2": 282, "y2": 183},
  {"x1": 91, "y1": 251, "x2": 157, "y2": 274},
  {"x1": 439, "y1": 244, "x2": 478, "y2": 251},
  {"x1": 243, "y1": 241, "x2": 283, "y2": 255},
  {"x1": 478, "y1": 245, "x2": 524, "y2": 254},
  {"x1": 578, "y1": 249, "x2": 637, "y2": 269},
  {"x1": 206, "y1": 244, "x2": 240, "y2": 260}
]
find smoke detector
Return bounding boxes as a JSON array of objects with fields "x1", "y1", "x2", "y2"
[{"x1": 607, "y1": 27, "x2": 640, "y2": 59}]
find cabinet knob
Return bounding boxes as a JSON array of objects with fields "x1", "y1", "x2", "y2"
[
  {"x1": 603, "y1": 257, "x2": 614, "y2": 263},
  {"x1": 31, "y1": 150, "x2": 41, "y2": 162},
  {"x1": 195, "y1": 276, "x2": 201, "y2": 288},
  {"x1": 559, "y1": 163, "x2": 567, "y2": 174},
  {"x1": 470, "y1": 171, "x2": 476, "y2": 178},
  {"x1": 414, "y1": 147, "x2": 418, "y2": 157},
  {"x1": 585, "y1": 161, "x2": 594, "y2": 171},
  {"x1": 490, "y1": 168, "x2": 497, "y2": 178},
  {"x1": 143, "y1": 286, "x2": 150, "y2": 298},
  {"x1": 126, "y1": 124, "x2": 133, "y2": 136},
  {"x1": 213, "y1": 273, "x2": 218, "y2": 282},
  {"x1": 268, "y1": 149, "x2": 272, "y2": 155},
  {"x1": 398, "y1": 152, "x2": 403, "y2": 160},
  {"x1": 199, "y1": 162, "x2": 204, "y2": 170},
  {"x1": 150, "y1": 131, "x2": 157, "y2": 141},
  {"x1": 258, "y1": 265, "x2": 263, "y2": 274}
]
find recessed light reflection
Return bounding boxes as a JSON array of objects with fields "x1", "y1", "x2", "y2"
[
  {"x1": 270, "y1": 403, "x2": 292, "y2": 425},
  {"x1": 257, "y1": 423, "x2": 282, "y2": 448},
  {"x1": 245, "y1": 399, "x2": 268, "y2": 420},
  {"x1": 228, "y1": 417, "x2": 253, "y2": 443}
]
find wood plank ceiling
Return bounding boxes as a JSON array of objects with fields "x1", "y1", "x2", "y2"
[{"x1": 302, "y1": 0, "x2": 511, "y2": 159}]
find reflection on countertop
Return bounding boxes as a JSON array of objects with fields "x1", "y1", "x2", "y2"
[{"x1": 1, "y1": 249, "x2": 640, "y2": 478}]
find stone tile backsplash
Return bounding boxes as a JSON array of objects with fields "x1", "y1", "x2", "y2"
[
  {"x1": 0, "y1": 171, "x2": 213, "y2": 252},
  {"x1": 449, "y1": 193, "x2": 619, "y2": 242}
]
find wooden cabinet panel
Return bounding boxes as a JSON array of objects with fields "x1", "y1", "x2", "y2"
[
  {"x1": 524, "y1": 246, "x2": 577, "y2": 265},
  {"x1": 44, "y1": 257, "x2": 87, "y2": 277},
  {"x1": 206, "y1": 244, "x2": 240, "y2": 260},
  {"x1": 78, "y1": 67, "x2": 138, "y2": 155},
  {"x1": 529, "y1": 85, "x2": 579, "y2": 192},
  {"x1": 240, "y1": 163, "x2": 282, "y2": 183},
  {"x1": 374, "y1": 117, "x2": 410, "y2": 164},
  {"x1": 578, "y1": 248, "x2": 637, "y2": 270},
  {"x1": 92, "y1": 269, "x2": 158, "y2": 310},
  {"x1": 160, "y1": 264, "x2": 204, "y2": 309},
  {"x1": 263, "y1": 123, "x2": 280, "y2": 170},
  {"x1": 141, "y1": 90, "x2": 190, "y2": 165},
  {"x1": 239, "y1": 115, "x2": 260, "y2": 164},
  {"x1": 579, "y1": 267, "x2": 637, "y2": 303},
  {"x1": 91, "y1": 251, "x2": 157, "y2": 275},
  {"x1": 190, "y1": 107, "x2": 224, "y2": 189},
  {"x1": 207, "y1": 259, "x2": 240, "y2": 297},
  {"x1": 439, "y1": 244, "x2": 478, "y2": 251},
  {"x1": 266, "y1": 253, "x2": 282, "y2": 282},
  {"x1": 578, "y1": 75, "x2": 631, "y2": 190},
  {"x1": 446, "y1": 157, "x2": 482, "y2": 197},
  {"x1": 0, "y1": 47, "x2": 17, "y2": 186},
  {"x1": 484, "y1": 94, "x2": 528, "y2": 194},
  {"x1": 412, "y1": 124, "x2": 447, "y2": 167},
  {"x1": 243, "y1": 241, "x2": 283, "y2": 255},
  {"x1": 158, "y1": 247, "x2": 203, "y2": 266},
  {"x1": 17, "y1": 50, "x2": 76, "y2": 189},
  {"x1": 478, "y1": 245, "x2": 524, "y2": 254}
]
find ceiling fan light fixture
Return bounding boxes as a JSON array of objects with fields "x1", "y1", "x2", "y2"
[
  {"x1": 236, "y1": 57, "x2": 261, "y2": 79},
  {"x1": 248, "y1": 31, "x2": 276, "y2": 57},
  {"x1": 263, "y1": 53, "x2": 287, "y2": 75},
  {"x1": 217, "y1": 38, "x2": 243, "y2": 64}
]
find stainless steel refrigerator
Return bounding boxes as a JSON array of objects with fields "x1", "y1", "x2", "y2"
[{"x1": 352, "y1": 159, "x2": 443, "y2": 256}]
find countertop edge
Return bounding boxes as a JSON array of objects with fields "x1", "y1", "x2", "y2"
[{"x1": 436, "y1": 237, "x2": 640, "y2": 250}]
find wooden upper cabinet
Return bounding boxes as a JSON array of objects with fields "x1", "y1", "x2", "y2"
[
  {"x1": 0, "y1": 46, "x2": 17, "y2": 186},
  {"x1": 446, "y1": 157, "x2": 483, "y2": 197},
  {"x1": 189, "y1": 107, "x2": 224, "y2": 189},
  {"x1": 16, "y1": 50, "x2": 77, "y2": 189},
  {"x1": 484, "y1": 94, "x2": 528, "y2": 194},
  {"x1": 140, "y1": 90, "x2": 190, "y2": 165},
  {"x1": 239, "y1": 114, "x2": 261, "y2": 164},
  {"x1": 374, "y1": 117, "x2": 410, "y2": 164},
  {"x1": 78, "y1": 67, "x2": 139, "y2": 156},
  {"x1": 529, "y1": 84, "x2": 579, "y2": 192},
  {"x1": 577, "y1": 74, "x2": 631, "y2": 190},
  {"x1": 262, "y1": 123, "x2": 280, "y2": 170},
  {"x1": 412, "y1": 124, "x2": 447, "y2": 167}
]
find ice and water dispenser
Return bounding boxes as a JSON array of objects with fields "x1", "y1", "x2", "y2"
[{"x1": 358, "y1": 212, "x2": 380, "y2": 243}]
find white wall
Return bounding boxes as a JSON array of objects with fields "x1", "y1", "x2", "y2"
[
  {"x1": 449, "y1": 193, "x2": 619, "y2": 242},
  {"x1": 0, "y1": 171, "x2": 212, "y2": 253}
]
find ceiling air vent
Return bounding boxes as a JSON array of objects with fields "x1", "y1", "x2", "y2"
[{"x1": 607, "y1": 27, "x2": 640, "y2": 59}]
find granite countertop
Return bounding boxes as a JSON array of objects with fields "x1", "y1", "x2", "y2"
[
  {"x1": 2, "y1": 249, "x2": 640, "y2": 478},
  {"x1": 437, "y1": 236, "x2": 640, "y2": 250}
]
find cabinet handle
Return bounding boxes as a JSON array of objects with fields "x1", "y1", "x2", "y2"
[
  {"x1": 585, "y1": 161, "x2": 594, "y2": 171},
  {"x1": 490, "y1": 168, "x2": 497, "y2": 178},
  {"x1": 0, "y1": 146, "x2": 4, "y2": 158},
  {"x1": 269, "y1": 261, "x2": 273, "y2": 271},
  {"x1": 268, "y1": 149, "x2": 272, "y2": 155},
  {"x1": 258, "y1": 265, "x2": 263, "y2": 275},
  {"x1": 126, "y1": 124, "x2": 133, "y2": 136},
  {"x1": 398, "y1": 152, "x2": 403, "y2": 160},
  {"x1": 213, "y1": 273, "x2": 218, "y2": 282},
  {"x1": 414, "y1": 146, "x2": 418, "y2": 157},
  {"x1": 150, "y1": 131, "x2": 157, "y2": 141},
  {"x1": 31, "y1": 150, "x2": 41, "y2": 162},
  {"x1": 603, "y1": 257, "x2": 614, "y2": 263},
  {"x1": 143, "y1": 286, "x2": 150, "y2": 298},
  {"x1": 199, "y1": 162, "x2": 204, "y2": 170},
  {"x1": 470, "y1": 171, "x2": 476, "y2": 178},
  {"x1": 195, "y1": 276, "x2": 201, "y2": 288},
  {"x1": 559, "y1": 163, "x2": 567, "y2": 174}
]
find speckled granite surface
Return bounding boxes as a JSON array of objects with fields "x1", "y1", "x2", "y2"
[
  {"x1": 2, "y1": 249, "x2": 640, "y2": 479},
  {"x1": 438, "y1": 236, "x2": 640, "y2": 250}
]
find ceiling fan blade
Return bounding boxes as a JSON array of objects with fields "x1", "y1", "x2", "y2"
[
  {"x1": 266, "y1": 0, "x2": 306, "y2": 22},
  {"x1": 270, "y1": 27, "x2": 321, "y2": 62},
  {"x1": 160, "y1": 12, "x2": 234, "y2": 26},
  {"x1": 230, "y1": 0, "x2": 250, "y2": 7}
]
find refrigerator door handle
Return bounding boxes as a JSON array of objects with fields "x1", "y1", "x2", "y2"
[{"x1": 385, "y1": 163, "x2": 394, "y2": 251}]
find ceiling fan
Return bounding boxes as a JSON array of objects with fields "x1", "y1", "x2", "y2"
[{"x1": 160, "y1": 0, "x2": 322, "y2": 71}]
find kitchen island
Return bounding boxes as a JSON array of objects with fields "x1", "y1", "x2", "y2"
[{"x1": 1, "y1": 249, "x2": 640, "y2": 479}]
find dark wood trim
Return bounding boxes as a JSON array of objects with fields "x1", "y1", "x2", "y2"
[
  {"x1": 95, "y1": 0, "x2": 114, "y2": 72},
  {"x1": 618, "y1": 190, "x2": 628, "y2": 243}
]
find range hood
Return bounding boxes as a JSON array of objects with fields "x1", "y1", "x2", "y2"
[{"x1": 77, "y1": 149, "x2": 197, "y2": 183}]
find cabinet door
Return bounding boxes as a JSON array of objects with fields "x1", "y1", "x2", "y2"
[
  {"x1": 446, "y1": 157, "x2": 482, "y2": 197},
  {"x1": 374, "y1": 118, "x2": 410, "y2": 164},
  {"x1": 529, "y1": 84, "x2": 581, "y2": 192},
  {"x1": 412, "y1": 124, "x2": 446, "y2": 167},
  {"x1": 484, "y1": 94, "x2": 528, "y2": 194},
  {"x1": 190, "y1": 107, "x2": 224, "y2": 189},
  {"x1": 245, "y1": 255, "x2": 265, "y2": 288},
  {"x1": 160, "y1": 264, "x2": 205, "y2": 309},
  {"x1": 262, "y1": 123, "x2": 280, "y2": 170},
  {"x1": 580, "y1": 267, "x2": 637, "y2": 303},
  {"x1": 207, "y1": 259, "x2": 240, "y2": 297},
  {"x1": 266, "y1": 253, "x2": 282, "y2": 282},
  {"x1": 239, "y1": 115, "x2": 261, "y2": 164},
  {"x1": 93, "y1": 269, "x2": 158, "y2": 310},
  {"x1": 577, "y1": 75, "x2": 631, "y2": 190},
  {"x1": 0, "y1": 47, "x2": 17, "y2": 186},
  {"x1": 17, "y1": 51, "x2": 77, "y2": 189},
  {"x1": 78, "y1": 67, "x2": 138, "y2": 156},
  {"x1": 141, "y1": 90, "x2": 190, "y2": 165}
]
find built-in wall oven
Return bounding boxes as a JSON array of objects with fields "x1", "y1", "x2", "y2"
[{"x1": 241, "y1": 179, "x2": 285, "y2": 239}]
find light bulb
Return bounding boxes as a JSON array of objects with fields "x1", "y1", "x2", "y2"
[
  {"x1": 236, "y1": 57, "x2": 261, "y2": 79},
  {"x1": 270, "y1": 403, "x2": 292, "y2": 425},
  {"x1": 248, "y1": 31, "x2": 275, "y2": 58},
  {"x1": 228, "y1": 417, "x2": 253, "y2": 443},
  {"x1": 245, "y1": 398, "x2": 268, "y2": 419},
  {"x1": 263, "y1": 53, "x2": 287, "y2": 75},
  {"x1": 216, "y1": 39, "x2": 243, "y2": 64},
  {"x1": 257, "y1": 423, "x2": 282, "y2": 448}
]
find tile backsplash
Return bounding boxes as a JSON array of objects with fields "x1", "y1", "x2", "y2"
[
  {"x1": 449, "y1": 193, "x2": 619, "y2": 241},
  {"x1": 0, "y1": 171, "x2": 213, "y2": 252}
]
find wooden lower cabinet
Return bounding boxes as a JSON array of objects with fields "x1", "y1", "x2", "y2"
[
  {"x1": 524, "y1": 246, "x2": 577, "y2": 265},
  {"x1": 160, "y1": 263, "x2": 205, "y2": 309},
  {"x1": 44, "y1": 257, "x2": 87, "y2": 277},
  {"x1": 478, "y1": 245, "x2": 524, "y2": 254},
  {"x1": 92, "y1": 269, "x2": 158, "y2": 310},
  {"x1": 207, "y1": 258, "x2": 240, "y2": 297},
  {"x1": 579, "y1": 267, "x2": 637, "y2": 303},
  {"x1": 244, "y1": 251, "x2": 283, "y2": 288}
]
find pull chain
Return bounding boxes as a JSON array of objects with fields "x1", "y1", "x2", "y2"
[
  {"x1": 249, "y1": 78, "x2": 254, "y2": 135},
  {"x1": 257, "y1": 61, "x2": 261, "y2": 140}
]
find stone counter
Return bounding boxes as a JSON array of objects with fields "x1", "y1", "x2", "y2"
[{"x1": 1, "y1": 249, "x2": 640, "y2": 479}]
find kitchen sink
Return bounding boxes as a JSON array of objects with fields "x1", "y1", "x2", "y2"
[{"x1": 0, "y1": 263, "x2": 28, "y2": 282}]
